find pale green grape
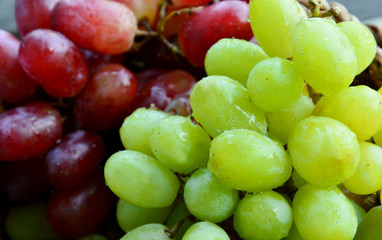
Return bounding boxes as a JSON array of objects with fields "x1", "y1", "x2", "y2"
[
  {"x1": 208, "y1": 129, "x2": 292, "y2": 192},
  {"x1": 292, "y1": 170, "x2": 307, "y2": 189},
  {"x1": 116, "y1": 199, "x2": 173, "y2": 232},
  {"x1": 182, "y1": 222, "x2": 230, "y2": 240},
  {"x1": 354, "y1": 206, "x2": 382, "y2": 240},
  {"x1": 343, "y1": 141, "x2": 382, "y2": 195},
  {"x1": 120, "y1": 108, "x2": 169, "y2": 157},
  {"x1": 249, "y1": 0, "x2": 307, "y2": 58},
  {"x1": 314, "y1": 85, "x2": 382, "y2": 140},
  {"x1": 337, "y1": 21, "x2": 377, "y2": 75},
  {"x1": 104, "y1": 150, "x2": 180, "y2": 208},
  {"x1": 204, "y1": 38, "x2": 268, "y2": 86},
  {"x1": 120, "y1": 223, "x2": 171, "y2": 240},
  {"x1": 288, "y1": 116, "x2": 360, "y2": 186},
  {"x1": 183, "y1": 168, "x2": 239, "y2": 223},
  {"x1": 293, "y1": 184, "x2": 358, "y2": 240},
  {"x1": 234, "y1": 190, "x2": 293, "y2": 240},
  {"x1": 190, "y1": 76, "x2": 267, "y2": 138},
  {"x1": 283, "y1": 223, "x2": 305, "y2": 240},
  {"x1": 149, "y1": 115, "x2": 211, "y2": 174},
  {"x1": 373, "y1": 130, "x2": 382, "y2": 147},
  {"x1": 349, "y1": 199, "x2": 366, "y2": 224},
  {"x1": 292, "y1": 18, "x2": 357, "y2": 96},
  {"x1": 78, "y1": 234, "x2": 107, "y2": 240}
]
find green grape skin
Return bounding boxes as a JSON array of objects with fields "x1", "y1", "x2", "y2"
[
  {"x1": 120, "y1": 108, "x2": 169, "y2": 157},
  {"x1": 349, "y1": 199, "x2": 366, "y2": 224},
  {"x1": 313, "y1": 85, "x2": 382, "y2": 140},
  {"x1": 149, "y1": 115, "x2": 211, "y2": 174},
  {"x1": 120, "y1": 223, "x2": 171, "y2": 240},
  {"x1": 104, "y1": 150, "x2": 180, "y2": 208},
  {"x1": 249, "y1": 0, "x2": 307, "y2": 58},
  {"x1": 116, "y1": 199, "x2": 173, "y2": 232},
  {"x1": 373, "y1": 130, "x2": 382, "y2": 147},
  {"x1": 288, "y1": 116, "x2": 360, "y2": 187},
  {"x1": 5, "y1": 202, "x2": 64, "y2": 240},
  {"x1": 292, "y1": 18, "x2": 357, "y2": 96},
  {"x1": 282, "y1": 222, "x2": 305, "y2": 240},
  {"x1": 183, "y1": 168, "x2": 239, "y2": 223},
  {"x1": 337, "y1": 21, "x2": 377, "y2": 75},
  {"x1": 182, "y1": 222, "x2": 230, "y2": 240},
  {"x1": 208, "y1": 129, "x2": 292, "y2": 192},
  {"x1": 78, "y1": 234, "x2": 108, "y2": 240},
  {"x1": 293, "y1": 184, "x2": 358, "y2": 240},
  {"x1": 204, "y1": 38, "x2": 268, "y2": 86},
  {"x1": 233, "y1": 190, "x2": 293, "y2": 240},
  {"x1": 189, "y1": 76, "x2": 267, "y2": 138},
  {"x1": 343, "y1": 141, "x2": 382, "y2": 195},
  {"x1": 354, "y1": 206, "x2": 382, "y2": 240},
  {"x1": 292, "y1": 170, "x2": 307, "y2": 189}
]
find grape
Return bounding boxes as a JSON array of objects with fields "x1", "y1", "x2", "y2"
[
  {"x1": 81, "y1": 48, "x2": 127, "y2": 76},
  {"x1": 172, "y1": 0, "x2": 213, "y2": 8},
  {"x1": 291, "y1": 170, "x2": 307, "y2": 189},
  {"x1": 183, "y1": 168, "x2": 239, "y2": 223},
  {"x1": 288, "y1": 116, "x2": 360, "y2": 186},
  {"x1": 349, "y1": 199, "x2": 366, "y2": 224},
  {"x1": 283, "y1": 223, "x2": 305, "y2": 240},
  {"x1": 165, "y1": 201, "x2": 194, "y2": 239},
  {"x1": 204, "y1": 38, "x2": 268, "y2": 86},
  {"x1": 120, "y1": 223, "x2": 171, "y2": 240},
  {"x1": 373, "y1": 130, "x2": 382, "y2": 147},
  {"x1": 104, "y1": 150, "x2": 180, "y2": 208},
  {"x1": 292, "y1": 18, "x2": 357, "y2": 96},
  {"x1": 149, "y1": 115, "x2": 211, "y2": 174},
  {"x1": 247, "y1": 57, "x2": 304, "y2": 112},
  {"x1": 208, "y1": 129, "x2": 292, "y2": 192},
  {"x1": 113, "y1": 0, "x2": 159, "y2": 26},
  {"x1": 337, "y1": 21, "x2": 377, "y2": 75},
  {"x1": 354, "y1": 206, "x2": 382, "y2": 240},
  {"x1": 293, "y1": 184, "x2": 357, "y2": 240},
  {"x1": 182, "y1": 221, "x2": 230, "y2": 240},
  {"x1": 343, "y1": 142, "x2": 382, "y2": 195},
  {"x1": 190, "y1": 75, "x2": 267, "y2": 138},
  {"x1": 164, "y1": 95, "x2": 192, "y2": 117},
  {"x1": 233, "y1": 190, "x2": 293, "y2": 240},
  {"x1": 249, "y1": 0, "x2": 307, "y2": 58}
]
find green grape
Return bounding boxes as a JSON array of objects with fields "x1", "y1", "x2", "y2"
[
  {"x1": 354, "y1": 206, "x2": 382, "y2": 240},
  {"x1": 313, "y1": 85, "x2": 382, "y2": 140},
  {"x1": 104, "y1": 150, "x2": 180, "y2": 208},
  {"x1": 337, "y1": 21, "x2": 377, "y2": 75},
  {"x1": 149, "y1": 115, "x2": 211, "y2": 174},
  {"x1": 349, "y1": 199, "x2": 366, "y2": 224},
  {"x1": 183, "y1": 168, "x2": 239, "y2": 223},
  {"x1": 165, "y1": 201, "x2": 193, "y2": 239},
  {"x1": 373, "y1": 130, "x2": 382, "y2": 147},
  {"x1": 190, "y1": 76, "x2": 267, "y2": 138},
  {"x1": 282, "y1": 222, "x2": 305, "y2": 240},
  {"x1": 292, "y1": 18, "x2": 357, "y2": 96},
  {"x1": 120, "y1": 108, "x2": 169, "y2": 157},
  {"x1": 293, "y1": 184, "x2": 358, "y2": 240},
  {"x1": 208, "y1": 129, "x2": 292, "y2": 192},
  {"x1": 234, "y1": 190, "x2": 293, "y2": 240},
  {"x1": 182, "y1": 222, "x2": 230, "y2": 240},
  {"x1": 343, "y1": 141, "x2": 382, "y2": 195},
  {"x1": 204, "y1": 38, "x2": 268, "y2": 86},
  {"x1": 266, "y1": 94, "x2": 315, "y2": 144},
  {"x1": 120, "y1": 223, "x2": 171, "y2": 240},
  {"x1": 292, "y1": 170, "x2": 307, "y2": 189},
  {"x1": 5, "y1": 202, "x2": 64, "y2": 240},
  {"x1": 247, "y1": 57, "x2": 304, "y2": 112},
  {"x1": 78, "y1": 234, "x2": 107, "y2": 240},
  {"x1": 249, "y1": 0, "x2": 307, "y2": 58},
  {"x1": 288, "y1": 116, "x2": 360, "y2": 187},
  {"x1": 116, "y1": 199, "x2": 173, "y2": 232}
]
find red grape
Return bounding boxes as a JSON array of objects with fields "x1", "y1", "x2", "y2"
[
  {"x1": 81, "y1": 49, "x2": 127, "y2": 76},
  {"x1": 172, "y1": 0, "x2": 213, "y2": 8},
  {"x1": 135, "y1": 68, "x2": 168, "y2": 91},
  {"x1": 164, "y1": 94, "x2": 192, "y2": 116},
  {"x1": 113, "y1": 0, "x2": 158, "y2": 26}
]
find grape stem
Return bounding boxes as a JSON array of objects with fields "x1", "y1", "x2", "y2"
[
  {"x1": 165, "y1": 215, "x2": 194, "y2": 238},
  {"x1": 308, "y1": 0, "x2": 339, "y2": 18}
]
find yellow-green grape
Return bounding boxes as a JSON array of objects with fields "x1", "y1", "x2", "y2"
[
  {"x1": 208, "y1": 129, "x2": 292, "y2": 192},
  {"x1": 266, "y1": 94, "x2": 315, "y2": 144},
  {"x1": 373, "y1": 130, "x2": 382, "y2": 147},
  {"x1": 247, "y1": 57, "x2": 304, "y2": 112},
  {"x1": 343, "y1": 142, "x2": 382, "y2": 195},
  {"x1": 120, "y1": 223, "x2": 171, "y2": 240},
  {"x1": 354, "y1": 206, "x2": 382, "y2": 240},
  {"x1": 116, "y1": 199, "x2": 172, "y2": 232},
  {"x1": 182, "y1": 222, "x2": 230, "y2": 240},
  {"x1": 234, "y1": 191, "x2": 293, "y2": 240},
  {"x1": 292, "y1": 18, "x2": 357, "y2": 96},
  {"x1": 288, "y1": 116, "x2": 360, "y2": 187},
  {"x1": 349, "y1": 199, "x2": 366, "y2": 224},
  {"x1": 190, "y1": 76, "x2": 267, "y2": 138},
  {"x1": 249, "y1": 0, "x2": 307, "y2": 58},
  {"x1": 149, "y1": 115, "x2": 211, "y2": 174},
  {"x1": 104, "y1": 150, "x2": 180, "y2": 208},
  {"x1": 183, "y1": 168, "x2": 239, "y2": 223},
  {"x1": 283, "y1": 223, "x2": 305, "y2": 240},
  {"x1": 204, "y1": 38, "x2": 268, "y2": 86},
  {"x1": 120, "y1": 108, "x2": 168, "y2": 157},
  {"x1": 337, "y1": 21, "x2": 377, "y2": 75},
  {"x1": 292, "y1": 170, "x2": 307, "y2": 189},
  {"x1": 293, "y1": 184, "x2": 358, "y2": 240},
  {"x1": 313, "y1": 85, "x2": 382, "y2": 140}
]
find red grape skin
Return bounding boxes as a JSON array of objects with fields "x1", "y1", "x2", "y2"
[
  {"x1": 0, "y1": 30, "x2": 37, "y2": 104},
  {"x1": 18, "y1": 29, "x2": 89, "y2": 98},
  {"x1": 178, "y1": 0, "x2": 253, "y2": 67},
  {"x1": 135, "y1": 68, "x2": 168, "y2": 91},
  {"x1": 45, "y1": 130, "x2": 106, "y2": 189},
  {"x1": 51, "y1": 0, "x2": 137, "y2": 54},
  {"x1": 172, "y1": 0, "x2": 213, "y2": 7},
  {"x1": 15, "y1": 0, "x2": 60, "y2": 36},
  {"x1": 81, "y1": 49, "x2": 127, "y2": 76},
  {"x1": 0, "y1": 101, "x2": 62, "y2": 161},
  {"x1": 73, "y1": 63, "x2": 138, "y2": 131},
  {"x1": 47, "y1": 170, "x2": 115, "y2": 239},
  {"x1": 165, "y1": 94, "x2": 192, "y2": 116}
]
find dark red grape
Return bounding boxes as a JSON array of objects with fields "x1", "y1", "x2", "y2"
[
  {"x1": 135, "y1": 68, "x2": 168, "y2": 91},
  {"x1": 172, "y1": 0, "x2": 213, "y2": 7},
  {"x1": 81, "y1": 49, "x2": 127, "y2": 76},
  {"x1": 0, "y1": 101, "x2": 62, "y2": 161}
]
